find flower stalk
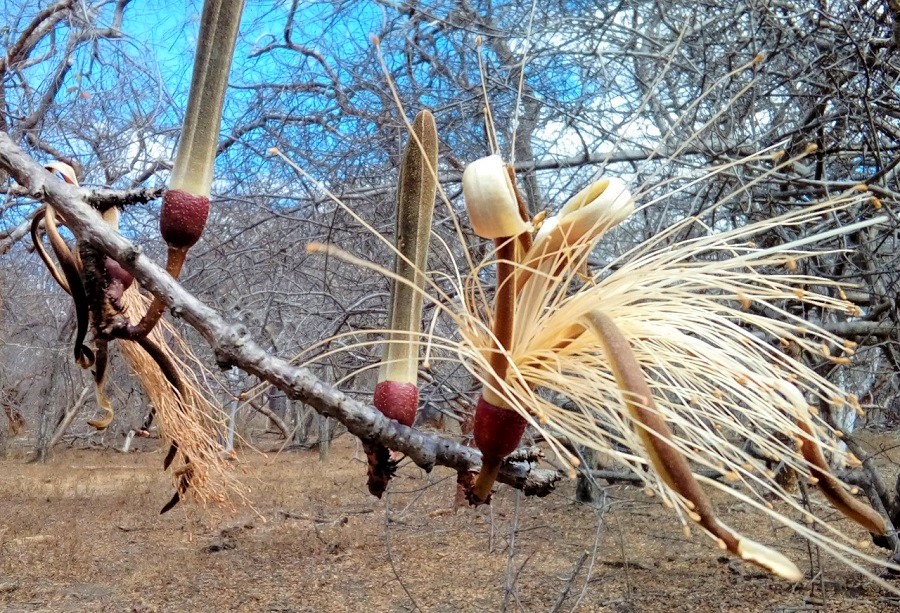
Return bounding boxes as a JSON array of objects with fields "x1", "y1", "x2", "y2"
[{"x1": 463, "y1": 155, "x2": 532, "y2": 503}]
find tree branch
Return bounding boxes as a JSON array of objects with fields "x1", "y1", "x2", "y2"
[
  {"x1": 86, "y1": 186, "x2": 165, "y2": 211},
  {"x1": 0, "y1": 217, "x2": 32, "y2": 255},
  {"x1": 823, "y1": 320, "x2": 898, "y2": 339},
  {"x1": 0, "y1": 130, "x2": 559, "y2": 497},
  {"x1": 6, "y1": 184, "x2": 164, "y2": 211}
]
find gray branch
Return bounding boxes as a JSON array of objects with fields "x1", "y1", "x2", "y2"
[
  {"x1": 6, "y1": 184, "x2": 164, "y2": 211},
  {"x1": 0, "y1": 130, "x2": 559, "y2": 497},
  {"x1": 0, "y1": 217, "x2": 31, "y2": 255}
]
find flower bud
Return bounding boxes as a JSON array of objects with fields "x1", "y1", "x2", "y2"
[{"x1": 462, "y1": 155, "x2": 528, "y2": 239}]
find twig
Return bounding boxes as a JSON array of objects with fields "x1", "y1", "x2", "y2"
[
  {"x1": 798, "y1": 480, "x2": 827, "y2": 605},
  {"x1": 589, "y1": 467, "x2": 725, "y2": 484},
  {"x1": 384, "y1": 494, "x2": 421, "y2": 612},
  {"x1": 86, "y1": 186, "x2": 164, "y2": 211},
  {"x1": 244, "y1": 396, "x2": 292, "y2": 440},
  {"x1": 549, "y1": 551, "x2": 588, "y2": 613},
  {"x1": 570, "y1": 503, "x2": 607, "y2": 612},
  {"x1": 5, "y1": 183, "x2": 163, "y2": 210},
  {"x1": 502, "y1": 490, "x2": 521, "y2": 612},
  {"x1": 46, "y1": 384, "x2": 92, "y2": 450}
]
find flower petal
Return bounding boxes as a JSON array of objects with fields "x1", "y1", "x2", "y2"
[
  {"x1": 529, "y1": 177, "x2": 633, "y2": 260},
  {"x1": 463, "y1": 155, "x2": 528, "y2": 239}
]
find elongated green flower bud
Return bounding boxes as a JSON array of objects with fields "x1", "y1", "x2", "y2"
[
  {"x1": 366, "y1": 110, "x2": 439, "y2": 499},
  {"x1": 374, "y1": 110, "x2": 439, "y2": 425},
  {"x1": 161, "y1": 0, "x2": 244, "y2": 251},
  {"x1": 168, "y1": 0, "x2": 244, "y2": 199},
  {"x1": 132, "y1": 0, "x2": 245, "y2": 340}
]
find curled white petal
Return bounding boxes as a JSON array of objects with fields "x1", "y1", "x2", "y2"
[
  {"x1": 560, "y1": 176, "x2": 633, "y2": 221},
  {"x1": 526, "y1": 176, "x2": 634, "y2": 263},
  {"x1": 736, "y1": 535, "x2": 803, "y2": 582},
  {"x1": 44, "y1": 161, "x2": 79, "y2": 186},
  {"x1": 462, "y1": 155, "x2": 528, "y2": 239}
]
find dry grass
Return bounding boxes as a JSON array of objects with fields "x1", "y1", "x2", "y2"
[{"x1": 1, "y1": 434, "x2": 897, "y2": 612}]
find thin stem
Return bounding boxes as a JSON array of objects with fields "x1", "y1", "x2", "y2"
[
  {"x1": 484, "y1": 236, "x2": 516, "y2": 406},
  {"x1": 122, "y1": 247, "x2": 187, "y2": 339},
  {"x1": 472, "y1": 459, "x2": 502, "y2": 502}
]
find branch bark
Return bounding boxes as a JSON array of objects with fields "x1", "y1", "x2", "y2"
[{"x1": 0, "y1": 130, "x2": 559, "y2": 497}]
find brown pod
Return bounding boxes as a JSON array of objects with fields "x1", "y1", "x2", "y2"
[
  {"x1": 160, "y1": 189, "x2": 210, "y2": 249},
  {"x1": 373, "y1": 380, "x2": 419, "y2": 427},
  {"x1": 473, "y1": 396, "x2": 527, "y2": 462}
]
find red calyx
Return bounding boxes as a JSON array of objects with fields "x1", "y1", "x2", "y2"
[
  {"x1": 473, "y1": 396, "x2": 527, "y2": 462},
  {"x1": 373, "y1": 380, "x2": 418, "y2": 427},
  {"x1": 160, "y1": 189, "x2": 210, "y2": 249}
]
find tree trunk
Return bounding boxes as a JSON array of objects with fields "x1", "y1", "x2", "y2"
[
  {"x1": 292, "y1": 399, "x2": 313, "y2": 445},
  {"x1": 317, "y1": 414, "x2": 330, "y2": 461},
  {"x1": 224, "y1": 397, "x2": 238, "y2": 453},
  {"x1": 33, "y1": 358, "x2": 64, "y2": 463}
]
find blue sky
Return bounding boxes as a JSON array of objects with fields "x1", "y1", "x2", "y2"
[{"x1": 118, "y1": 1, "x2": 388, "y2": 113}]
